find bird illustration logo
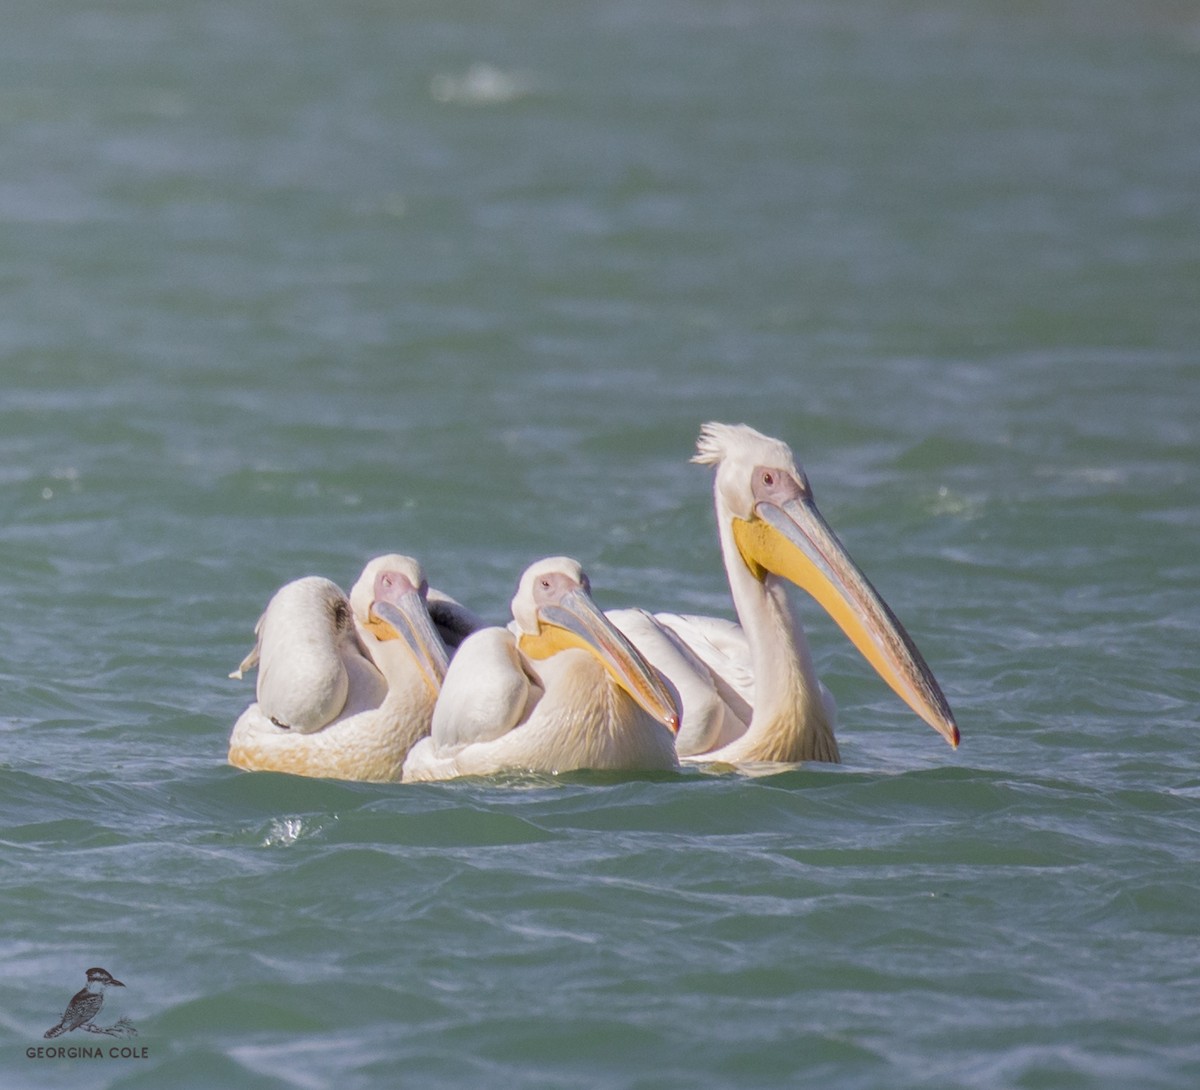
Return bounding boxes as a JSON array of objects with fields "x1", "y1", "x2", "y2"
[{"x1": 43, "y1": 967, "x2": 137, "y2": 1039}]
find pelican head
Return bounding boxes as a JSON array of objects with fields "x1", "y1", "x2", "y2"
[
  {"x1": 349, "y1": 554, "x2": 451, "y2": 695},
  {"x1": 694, "y1": 422, "x2": 959, "y2": 748},
  {"x1": 512, "y1": 557, "x2": 680, "y2": 734}
]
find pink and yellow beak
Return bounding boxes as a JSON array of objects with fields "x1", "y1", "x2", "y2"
[
  {"x1": 732, "y1": 480, "x2": 959, "y2": 748},
  {"x1": 364, "y1": 570, "x2": 451, "y2": 697},
  {"x1": 519, "y1": 589, "x2": 681, "y2": 735}
]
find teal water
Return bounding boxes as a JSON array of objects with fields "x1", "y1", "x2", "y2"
[{"x1": 3, "y1": 2, "x2": 1199, "y2": 1087}]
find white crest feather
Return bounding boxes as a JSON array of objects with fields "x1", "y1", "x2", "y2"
[
  {"x1": 692, "y1": 422, "x2": 744, "y2": 466},
  {"x1": 692, "y1": 422, "x2": 793, "y2": 468}
]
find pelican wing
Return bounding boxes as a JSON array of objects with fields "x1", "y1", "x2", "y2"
[
  {"x1": 655, "y1": 612, "x2": 756, "y2": 709},
  {"x1": 403, "y1": 627, "x2": 547, "y2": 782},
  {"x1": 427, "y1": 628, "x2": 543, "y2": 751},
  {"x1": 607, "y1": 608, "x2": 740, "y2": 755}
]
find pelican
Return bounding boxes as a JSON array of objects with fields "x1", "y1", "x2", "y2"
[
  {"x1": 228, "y1": 554, "x2": 461, "y2": 782},
  {"x1": 402, "y1": 557, "x2": 681, "y2": 781},
  {"x1": 608, "y1": 423, "x2": 959, "y2": 764}
]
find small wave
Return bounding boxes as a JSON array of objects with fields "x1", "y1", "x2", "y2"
[{"x1": 429, "y1": 64, "x2": 535, "y2": 106}]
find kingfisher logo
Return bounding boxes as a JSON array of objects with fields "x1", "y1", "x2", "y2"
[{"x1": 39, "y1": 968, "x2": 139, "y2": 1042}]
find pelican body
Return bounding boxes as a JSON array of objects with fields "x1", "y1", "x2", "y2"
[
  {"x1": 610, "y1": 423, "x2": 959, "y2": 765},
  {"x1": 228, "y1": 555, "x2": 468, "y2": 782},
  {"x1": 402, "y1": 557, "x2": 680, "y2": 781}
]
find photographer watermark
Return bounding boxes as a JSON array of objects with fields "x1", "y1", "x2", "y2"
[{"x1": 27, "y1": 967, "x2": 147, "y2": 1060}]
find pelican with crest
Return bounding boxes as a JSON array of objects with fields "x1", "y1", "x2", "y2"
[
  {"x1": 609, "y1": 423, "x2": 960, "y2": 764},
  {"x1": 228, "y1": 554, "x2": 474, "y2": 782},
  {"x1": 402, "y1": 557, "x2": 681, "y2": 781}
]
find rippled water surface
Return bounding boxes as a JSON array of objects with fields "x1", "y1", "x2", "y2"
[{"x1": 2, "y1": 2, "x2": 1199, "y2": 1087}]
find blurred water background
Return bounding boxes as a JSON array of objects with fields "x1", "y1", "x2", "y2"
[{"x1": 1, "y1": 2, "x2": 1198, "y2": 1087}]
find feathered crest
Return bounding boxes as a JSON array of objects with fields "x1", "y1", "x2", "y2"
[
  {"x1": 693, "y1": 422, "x2": 742, "y2": 465},
  {"x1": 692, "y1": 422, "x2": 787, "y2": 467}
]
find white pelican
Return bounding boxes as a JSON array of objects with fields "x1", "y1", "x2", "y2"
[
  {"x1": 609, "y1": 423, "x2": 960, "y2": 764},
  {"x1": 228, "y1": 554, "x2": 459, "y2": 782},
  {"x1": 402, "y1": 557, "x2": 681, "y2": 781}
]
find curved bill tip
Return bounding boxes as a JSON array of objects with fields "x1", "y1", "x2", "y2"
[{"x1": 737, "y1": 496, "x2": 962, "y2": 750}]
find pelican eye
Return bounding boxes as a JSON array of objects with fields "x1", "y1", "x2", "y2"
[{"x1": 752, "y1": 464, "x2": 809, "y2": 505}]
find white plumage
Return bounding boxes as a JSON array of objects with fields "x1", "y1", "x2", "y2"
[
  {"x1": 403, "y1": 557, "x2": 680, "y2": 781},
  {"x1": 228, "y1": 555, "x2": 473, "y2": 782},
  {"x1": 611, "y1": 423, "x2": 959, "y2": 765}
]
